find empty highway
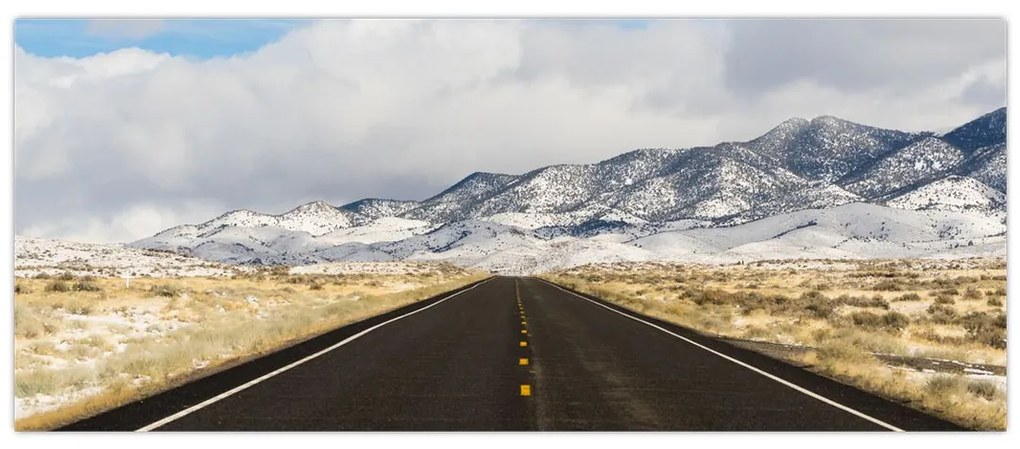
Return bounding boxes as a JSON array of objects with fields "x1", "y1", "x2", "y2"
[{"x1": 59, "y1": 277, "x2": 962, "y2": 431}]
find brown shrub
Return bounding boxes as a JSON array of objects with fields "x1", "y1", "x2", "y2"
[
  {"x1": 840, "y1": 294, "x2": 890, "y2": 309},
  {"x1": 933, "y1": 295, "x2": 956, "y2": 305},
  {"x1": 894, "y1": 293, "x2": 921, "y2": 302},
  {"x1": 72, "y1": 281, "x2": 101, "y2": 292},
  {"x1": 45, "y1": 281, "x2": 70, "y2": 292},
  {"x1": 963, "y1": 287, "x2": 982, "y2": 300},
  {"x1": 926, "y1": 303, "x2": 957, "y2": 324},
  {"x1": 959, "y1": 312, "x2": 1007, "y2": 349},
  {"x1": 872, "y1": 280, "x2": 902, "y2": 291},
  {"x1": 850, "y1": 311, "x2": 910, "y2": 332}
]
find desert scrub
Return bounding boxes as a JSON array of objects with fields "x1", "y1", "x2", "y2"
[
  {"x1": 149, "y1": 284, "x2": 186, "y2": 298},
  {"x1": 541, "y1": 258, "x2": 1007, "y2": 430},
  {"x1": 15, "y1": 304, "x2": 52, "y2": 339},
  {"x1": 849, "y1": 311, "x2": 909, "y2": 332},
  {"x1": 924, "y1": 375, "x2": 965, "y2": 397},
  {"x1": 72, "y1": 280, "x2": 101, "y2": 292},
  {"x1": 872, "y1": 280, "x2": 902, "y2": 291},
  {"x1": 804, "y1": 300, "x2": 836, "y2": 319},
  {"x1": 966, "y1": 380, "x2": 1004, "y2": 401},
  {"x1": 933, "y1": 294, "x2": 956, "y2": 305},
  {"x1": 926, "y1": 303, "x2": 957, "y2": 324},
  {"x1": 893, "y1": 292, "x2": 921, "y2": 302},
  {"x1": 14, "y1": 268, "x2": 488, "y2": 430},
  {"x1": 838, "y1": 294, "x2": 890, "y2": 309},
  {"x1": 45, "y1": 280, "x2": 70, "y2": 292},
  {"x1": 959, "y1": 312, "x2": 1007, "y2": 349}
]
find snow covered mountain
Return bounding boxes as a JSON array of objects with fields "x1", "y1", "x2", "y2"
[
  {"x1": 943, "y1": 107, "x2": 1007, "y2": 152},
  {"x1": 885, "y1": 176, "x2": 1006, "y2": 213},
  {"x1": 339, "y1": 198, "x2": 420, "y2": 221},
  {"x1": 129, "y1": 108, "x2": 1007, "y2": 273}
]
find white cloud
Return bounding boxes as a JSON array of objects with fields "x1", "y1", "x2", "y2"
[
  {"x1": 22, "y1": 202, "x2": 224, "y2": 244},
  {"x1": 14, "y1": 19, "x2": 1006, "y2": 243}
]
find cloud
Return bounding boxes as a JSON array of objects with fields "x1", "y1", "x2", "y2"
[
  {"x1": 724, "y1": 19, "x2": 1005, "y2": 96},
  {"x1": 85, "y1": 19, "x2": 166, "y2": 40},
  {"x1": 14, "y1": 19, "x2": 1006, "y2": 243},
  {"x1": 21, "y1": 203, "x2": 225, "y2": 244}
]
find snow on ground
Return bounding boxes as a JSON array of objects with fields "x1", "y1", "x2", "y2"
[
  {"x1": 29, "y1": 202, "x2": 1007, "y2": 276},
  {"x1": 127, "y1": 203, "x2": 1003, "y2": 275},
  {"x1": 15, "y1": 236, "x2": 237, "y2": 277},
  {"x1": 15, "y1": 385, "x2": 107, "y2": 421},
  {"x1": 289, "y1": 261, "x2": 463, "y2": 276},
  {"x1": 422, "y1": 203, "x2": 1006, "y2": 273},
  {"x1": 317, "y1": 217, "x2": 435, "y2": 245},
  {"x1": 886, "y1": 176, "x2": 1005, "y2": 213},
  {"x1": 14, "y1": 301, "x2": 191, "y2": 419}
]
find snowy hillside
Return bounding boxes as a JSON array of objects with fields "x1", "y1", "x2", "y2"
[
  {"x1": 122, "y1": 202, "x2": 1006, "y2": 274},
  {"x1": 150, "y1": 200, "x2": 366, "y2": 243},
  {"x1": 117, "y1": 108, "x2": 1006, "y2": 273},
  {"x1": 943, "y1": 107, "x2": 1007, "y2": 152},
  {"x1": 886, "y1": 176, "x2": 1006, "y2": 213},
  {"x1": 841, "y1": 137, "x2": 964, "y2": 198},
  {"x1": 14, "y1": 236, "x2": 236, "y2": 277},
  {"x1": 744, "y1": 115, "x2": 922, "y2": 182},
  {"x1": 958, "y1": 143, "x2": 1006, "y2": 193},
  {"x1": 339, "y1": 198, "x2": 420, "y2": 220}
]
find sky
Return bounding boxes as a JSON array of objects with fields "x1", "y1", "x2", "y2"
[{"x1": 14, "y1": 19, "x2": 1006, "y2": 243}]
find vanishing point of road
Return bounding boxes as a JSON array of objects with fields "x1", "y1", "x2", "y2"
[{"x1": 60, "y1": 277, "x2": 962, "y2": 431}]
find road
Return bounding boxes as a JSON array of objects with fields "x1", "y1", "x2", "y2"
[{"x1": 59, "y1": 276, "x2": 963, "y2": 431}]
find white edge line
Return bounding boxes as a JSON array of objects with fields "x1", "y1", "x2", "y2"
[
  {"x1": 136, "y1": 278, "x2": 494, "y2": 432},
  {"x1": 537, "y1": 278, "x2": 905, "y2": 432}
]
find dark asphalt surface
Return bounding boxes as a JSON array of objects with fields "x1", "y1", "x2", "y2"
[{"x1": 59, "y1": 276, "x2": 964, "y2": 431}]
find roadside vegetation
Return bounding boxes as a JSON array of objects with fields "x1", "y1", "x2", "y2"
[
  {"x1": 541, "y1": 258, "x2": 1006, "y2": 430},
  {"x1": 14, "y1": 263, "x2": 486, "y2": 430}
]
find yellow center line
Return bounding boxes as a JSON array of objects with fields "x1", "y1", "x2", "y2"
[{"x1": 516, "y1": 280, "x2": 533, "y2": 399}]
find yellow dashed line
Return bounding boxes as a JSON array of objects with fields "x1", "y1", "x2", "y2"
[{"x1": 516, "y1": 280, "x2": 533, "y2": 399}]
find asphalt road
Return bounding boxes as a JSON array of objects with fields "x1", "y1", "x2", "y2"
[{"x1": 59, "y1": 276, "x2": 963, "y2": 431}]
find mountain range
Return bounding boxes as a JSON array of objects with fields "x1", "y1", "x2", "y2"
[{"x1": 131, "y1": 108, "x2": 1007, "y2": 273}]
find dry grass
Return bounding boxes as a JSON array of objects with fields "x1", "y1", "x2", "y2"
[
  {"x1": 14, "y1": 265, "x2": 486, "y2": 430},
  {"x1": 542, "y1": 258, "x2": 1006, "y2": 430}
]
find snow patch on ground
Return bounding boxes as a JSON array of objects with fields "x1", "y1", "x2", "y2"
[{"x1": 15, "y1": 235, "x2": 236, "y2": 278}]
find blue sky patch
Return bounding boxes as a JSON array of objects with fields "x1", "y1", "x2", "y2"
[{"x1": 15, "y1": 19, "x2": 306, "y2": 58}]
